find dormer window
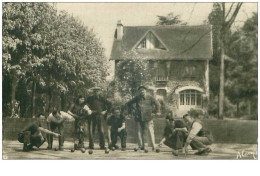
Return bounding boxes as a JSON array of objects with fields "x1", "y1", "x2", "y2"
[
  {"x1": 136, "y1": 31, "x2": 167, "y2": 50},
  {"x1": 140, "y1": 39, "x2": 146, "y2": 48}
]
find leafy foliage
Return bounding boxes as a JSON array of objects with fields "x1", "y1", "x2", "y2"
[
  {"x1": 225, "y1": 12, "x2": 258, "y2": 116},
  {"x1": 2, "y1": 2, "x2": 108, "y2": 117},
  {"x1": 207, "y1": 3, "x2": 257, "y2": 117},
  {"x1": 156, "y1": 12, "x2": 187, "y2": 26},
  {"x1": 113, "y1": 51, "x2": 152, "y2": 100}
]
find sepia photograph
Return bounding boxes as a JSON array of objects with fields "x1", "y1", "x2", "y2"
[{"x1": 2, "y1": 2, "x2": 258, "y2": 160}]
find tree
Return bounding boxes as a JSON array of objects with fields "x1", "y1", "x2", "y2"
[
  {"x1": 2, "y1": 3, "x2": 56, "y2": 117},
  {"x1": 156, "y1": 12, "x2": 186, "y2": 25},
  {"x1": 2, "y1": 2, "x2": 108, "y2": 117},
  {"x1": 114, "y1": 51, "x2": 152, "y2": 100},
  {"x1": 226, "y1": 13, "x2": 257, "y2": 116},
  {"x1": 207, "y1": 2, "x2": 243, "y2": 119}
]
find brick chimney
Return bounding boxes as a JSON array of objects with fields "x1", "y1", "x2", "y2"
[{"x1": 116, "y1": 20, "x2": 123, "y2": 40}]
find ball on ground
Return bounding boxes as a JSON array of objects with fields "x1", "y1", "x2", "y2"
[
  {"x1": 81, "y1": 148, "x2": 86, "y2": 153},
  {"x1": 111, "y1": 147, "x2": 115, "y2": 151},
  {"x1": 54, "y1": 148, "x2": 58, "y2": 151},
  {"x1": 71, "y1": 149, "x2": 75, "y2": 152},
  {"x1": 134, "y1": 148, "x2": 138, "y2": 152},
  {"x1": 156, "y1": 149, "x2": 160, "y2": 153},
  {"x1": 105, "y1": 149, "x2": 109, "y2": 154},
  {"x1": 88, "y1": 150, "x2": 93, "y2": 154},
  {"x1": 144, "y1": 149, "x2": 149, "y2": 153}
]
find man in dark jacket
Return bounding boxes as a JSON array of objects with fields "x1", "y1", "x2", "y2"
[
  {"x1": 68, "y1": 95, "x2": 89, "y2": 150},
  {"x1": 158, "y1": 111, "x2": 188, "y2": 156},
  {"x1": 85, "y1": 87, "x2": 112, "y2": 149},
  {"x1": 126, "y1": 85, "x2": 160, "y2": 152}
]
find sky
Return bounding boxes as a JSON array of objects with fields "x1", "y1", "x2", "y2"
[{"x1": 56, "y1": 2, "x2": 257, "y2": 79}]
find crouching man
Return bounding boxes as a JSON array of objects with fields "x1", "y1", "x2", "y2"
[
  {"x1": 46, "y1": 110, "x2": 75, "y2": 150},
  {"x1": 107, "y1": 106, "x2": 127, "y2": 151},
  {"x1": 18, "y1": 114, "x2": 60, "y2": 152},
  {"x1": 158, "y1": 111, "x2": 188, "y2": 156},
  {"x1": 183, "y1": 114, "x2": 213, "y2": 156}
]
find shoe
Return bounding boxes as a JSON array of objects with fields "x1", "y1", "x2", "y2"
[
  {"x1": 23, "y1": 143, "x2": 29, "y2": 152},
  {"x1": 78, "y1": 143, "x2": 85, "y2": 149},
  {"x1": 121, "y1": 148, "x2": 126, "y2": 151},
  {"x1": 74, "y1": 144, "x2": 79, "y2": 150},
  {"x1": 46, "y1": 146, "x2": 52, "y2": 150},
  {"x1": 27, "y1": 144, "x2": 34, "y2": 150},
  {"x1": 200, "y1": 148, "x2": 212, "y2": 156},
  {"x1": 196, "y1": 147, "x2": 212, "y2": 156},
  {"x1": 100, "y1": 146, "x2": 106, "y2": 150},
  {"x1": 59, "y1": 146, "x2": 64, "y2": 151},
  {"x1": 140, "y1": 146, "x2": 145, "y2": 150},
  {"x1": 114, "y1": 145, "x2": 119, "y2": 149},
  {"x1": 172, "y1": 150, "x2": 178, "y2": 156},
  {"x1": 89, "y1": 145, "x2": 94, "y2": 149}
]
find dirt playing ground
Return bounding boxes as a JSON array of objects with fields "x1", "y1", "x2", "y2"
[{"x1": 2, "y1": 140, "x2": 257, "y2": 160}]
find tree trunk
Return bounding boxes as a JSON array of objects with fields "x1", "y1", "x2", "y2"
[
  {"x1": 218, "y1": 44, "x2": 225, "y2": 120},
  {"x1": 248, "y1": 98, "x2": 251, "y2": 115},
  {"x1": 11, "y1": 75, "x2": 18, "y2": 117},
  {"x1": 61, "y1": 93, "x2": 66, "y2": 111},
  {"x1": 236, "y1": 102, "x2": 240, "y2": 115},
  {"x1": 47, "y1": 88, "x2": 52, "y2": 114},
  {"x1": 31, "y1": 80, "x2": 36, "y2": 118}
]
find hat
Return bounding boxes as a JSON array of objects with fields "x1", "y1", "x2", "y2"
[{"x1": 138, "y1": 85, "x2": 147, "y2": 90}]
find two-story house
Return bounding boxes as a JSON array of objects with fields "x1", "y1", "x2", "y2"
[{"x1": 110, "y1": 20, "x2": 212, "y2": 117}]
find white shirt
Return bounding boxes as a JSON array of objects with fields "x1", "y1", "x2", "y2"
[
  {"x1": 47, "y1": 111, "x2": 74, "y2": 123},
  {"x1": 186, "y1": 121, "x2": 202, "y2": 143}
]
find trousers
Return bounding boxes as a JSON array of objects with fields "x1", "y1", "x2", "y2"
[
  {"x1": 88, "y1": 113, "x2": 105, "y2": 149},
  {"x1": 18, "y1": 131, "x2": 45, "y2": 148},
  {"x1": 190, "y1": 135, "x2": 213, "y2": 150},
  {"x1": 74, "y1": 118, "x2": 87, "y2": 148},
  {"x1": 47, "y1": 122, "x2": 64, "y2": 149},
  {"x1": 164, "y1": 131, "x2": 187, "y2": 150},
  {"x1": 110, "y1": 128, "x2": 127, "y2": 148},
  {"x1": 136, "y1": 120, "x2": 155, "y2": 149}
]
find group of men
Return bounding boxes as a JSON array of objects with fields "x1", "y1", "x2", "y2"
[{"x1": 18, "y1": 85, "x2": 213, "y2": 156}]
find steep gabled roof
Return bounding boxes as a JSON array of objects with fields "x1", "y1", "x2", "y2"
[
  {"x1": 132, "y1": 30, "x2": 169, "y2": 50},
  {"x1": 110, "y1": 25, "x2": 213, "y2": 60}
]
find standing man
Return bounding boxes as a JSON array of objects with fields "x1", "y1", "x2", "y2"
[
  {"x1": 18, "y1": 114, "x2": 60, "y2": 152},
  {"x1": 46, "y1": 110, "x2": 74, "y2": 150},
  {"x1": 85, "y1": 87, "x2": 112, "y2": 149},
  {"x1": 183, "y1": 114, "x2": 213, "y2": 156},
  {"x1": 68, "y1": 95, "x2": 89, "y2": 150},
  {"x1": 126, "y1": 85, "x2": 160, "y2": 152}
]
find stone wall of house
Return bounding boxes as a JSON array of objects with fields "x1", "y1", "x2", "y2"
[{"x1": 147, "y1": 60, "x2": 207, "y2": 115}]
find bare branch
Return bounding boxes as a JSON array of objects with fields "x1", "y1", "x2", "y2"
[
  {"x1": 226, "y1": 3, "x2": 243, "y2": 29},
  {"x1": 222, "y1": 2, "x2": 225, "y2": 25},
  {"x1": 188, "y1": 3, "x2": 196, "y2": 22},
  {"x1": 225, "y1": 3, "x2": 235, "y2": 20}
]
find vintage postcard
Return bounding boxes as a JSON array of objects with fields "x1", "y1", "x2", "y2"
[{"x1": 2, "y1": 2, "x2": 258, "y2": 161}]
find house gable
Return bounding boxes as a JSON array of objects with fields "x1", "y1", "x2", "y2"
[{"x1": 132, "y1": 30, "x2": 168, "y2": 51}]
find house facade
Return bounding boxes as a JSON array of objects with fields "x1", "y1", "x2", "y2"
[{"x1": 110, "y1": 21, "x2": 212, "y2": 117}]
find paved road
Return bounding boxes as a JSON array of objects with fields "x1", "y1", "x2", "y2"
[{"x1": 2, "y1": 140, "x2": 257, "y2": 160}]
